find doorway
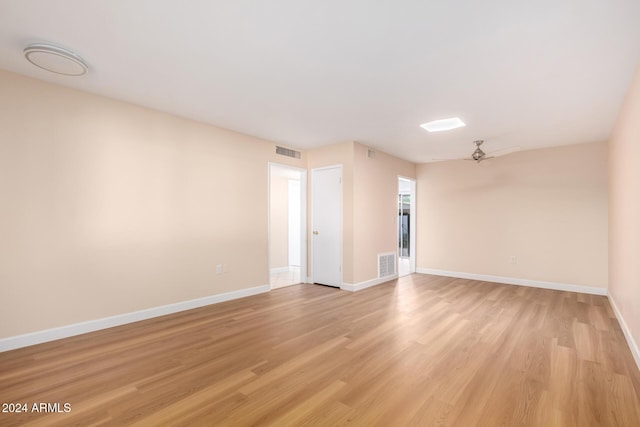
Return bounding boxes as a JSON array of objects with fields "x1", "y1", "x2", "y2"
[
  {"x1": 398, "y1": 177, "x2": 416, "y2": 277},
  {"x1": 268, "y1": 163, "x2": 307, "y2": 289},
  {"x1": 311, "y1": 165, "x2": 342, "y2": 287}
]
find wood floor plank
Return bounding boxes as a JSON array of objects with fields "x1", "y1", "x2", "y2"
[{"x1": 1, "y1": 274, "x2": 639, "y2": 426}]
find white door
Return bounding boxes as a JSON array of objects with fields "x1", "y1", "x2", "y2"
[{"x1": 312, "y1": 166, "x2": 342, "y2": 287}]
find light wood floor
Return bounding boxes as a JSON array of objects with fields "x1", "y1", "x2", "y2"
[{"x1": 2, "y1": 274, "x2": 640, "y2": 426}]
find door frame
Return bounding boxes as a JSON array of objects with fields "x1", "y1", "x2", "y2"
[
  {"x1": 267, "y1": 162, "x2": 307, "y2": 289},
  {"x1": 310, "y1": 164, "x2": 343, "y2": 287},
  {"x1": 398, "y1": 176, "x2": 416, "y2": 276}
]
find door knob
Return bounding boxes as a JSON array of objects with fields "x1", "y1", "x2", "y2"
[{"x1": 313, "y1": 230, "x2": 319, "y2": 235}]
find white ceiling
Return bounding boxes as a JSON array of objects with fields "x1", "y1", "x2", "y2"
[{"x1": 1, "y1": 0, "x2": 639, "y2": 163}]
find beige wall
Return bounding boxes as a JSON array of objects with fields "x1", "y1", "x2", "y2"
[
  {"x1": 4, "y1": 61, "x2": 620, "y2": 343},
  {"x1": 306, "y1": 142, "x2": 416, "y2": 285},
  {"x1": 269, "y1": 175, "x2": 289, "y2": 268},
  {"x1": 416, "y1": 142, "x2": 608, "y2": 289},
  {"x1": 609, "y1": 64, "x2": 640, "y2": 351},
  {"x1": 0, "y1": 70, "x2": 305, "y2": 338},
  {"x1": 352, "y1": 143, "x2": 415, "y2": 284}
]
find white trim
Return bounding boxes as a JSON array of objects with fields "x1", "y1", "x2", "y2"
[
  {"x1": 608, "y1": 295, "x2": 640, "y2": 371},
  {"x1": 0, "y1": 285, "x2": 270, "y2": 352},
  {"x1": 341, "y1": 274, "x2": 399, "y2": 292},
  {"x1": 397, "y1": 176, "x2": 416, "y2": 276},
  {"x1": 409, "y1": 179, "x2": 416, "y2": 274},
  {"x1": 415, "y1": 268, "x2": 607, "y2": 296}
]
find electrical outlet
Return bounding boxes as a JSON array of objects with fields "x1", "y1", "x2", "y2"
[
  {"x1": 509, "y1": 256, "x2": 517, "y2": 264},
  {"x1": 216, "y1": 264, "x2": 223, "y2": 274}
]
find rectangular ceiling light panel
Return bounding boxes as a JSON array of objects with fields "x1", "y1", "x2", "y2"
[{"x1": 420, "y1": 117, "x2": 466, "y2": 132}]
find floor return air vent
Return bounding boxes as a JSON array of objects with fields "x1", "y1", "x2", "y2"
[{"x1": 378, "y1": 253, "x2": 396, "y2": 278}]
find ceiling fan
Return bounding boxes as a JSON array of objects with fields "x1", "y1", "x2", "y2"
[
  {"x1": 468, "y1": 140, "x2": 521, "y2": 163},
  {"x1": 433, "y1": 140, "x2": 521, "y2": 163}
]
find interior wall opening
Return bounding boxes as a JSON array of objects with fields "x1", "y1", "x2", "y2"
[
  {"x1": 398, "y1": 177, "x2": 416, "y2": 277},
  {"x1": 268, "y1": 163, "x2": 307, "y2": 289}
]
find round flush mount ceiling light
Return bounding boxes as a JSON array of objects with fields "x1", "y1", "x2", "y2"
[{"x1": 24, "y1": 43, "x2": 88, "y2": 76}]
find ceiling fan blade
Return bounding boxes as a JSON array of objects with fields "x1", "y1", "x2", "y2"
[
  {"x1": 487, "y1": 146, "x2": 521, "y2": 158},
  {"x1": 465, "y1": 157, "x2": 495, "y2": 162}
]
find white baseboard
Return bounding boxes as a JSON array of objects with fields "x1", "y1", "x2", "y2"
[
  {"x1": 341, "y1": 274, "x2": 398, "y2": 292},
  {"x1": 416, "y1": 268, "x2": 607, "y2": 296},
  {"x1": 0, "y1": 284, "x2": 270, "y2": 353},
  {"x1": 607, "y1": 295, "x2": 640, "y2": 371}
]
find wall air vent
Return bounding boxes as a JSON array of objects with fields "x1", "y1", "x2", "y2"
[
  {"x1": 276, "y1": 146, "x2": 301, "y2": 159},
  {"x1": 378, "y1": 253, "x2": 396, "y2": 278}
]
